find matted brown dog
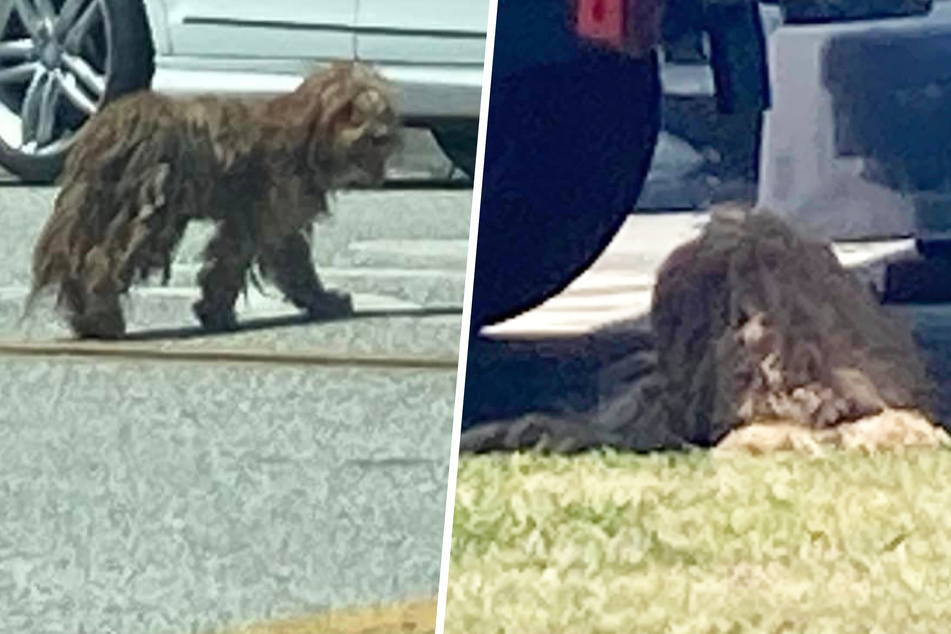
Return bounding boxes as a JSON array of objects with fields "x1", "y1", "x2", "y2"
[
  {"x1": 652, "y1": 206, "x2": 948, "y2": 454},
  {"x1": 25, "y1": 61, "x2": 401, "y2": 339}
]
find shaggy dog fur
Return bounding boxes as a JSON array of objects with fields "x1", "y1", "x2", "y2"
[
  {"x1": 651, "y1": 206, "x2": 946, "y2": 453},
  {"x1": 459, "y1": 206, "x2": 948, "y2": 455},
  {"x1": 25, "y1": 61, "x2": 400, "y2": 339}
]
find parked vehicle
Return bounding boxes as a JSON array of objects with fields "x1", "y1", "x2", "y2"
[
  {"x1": 756, "y1": 0, "x2": 951, "y2": 259},
  {"x1": 0, "y1": 0, "x2": 487, "y2": 183}
]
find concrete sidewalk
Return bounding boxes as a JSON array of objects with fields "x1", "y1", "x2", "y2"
[{"x1": 481, "y1": 211, "x2": 917, "y2": 339}]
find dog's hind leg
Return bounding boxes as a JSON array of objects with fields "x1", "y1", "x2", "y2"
[
  {"x1": 65, "y1": 246, "x2": 126, "y2": 340},
  {"x1": 192, "y1": 221, "x2": 256, "y2": 332},
  {"x1": 65, "y1": 168, "x2": 178, "y2": 340},
  {"x1": 257, "y1": 230, "x2": 354, "y2": 319}
]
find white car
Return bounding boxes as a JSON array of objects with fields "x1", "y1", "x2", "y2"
[{"x1": 0, "y1": 0, "x2": 487, "y2": 183}]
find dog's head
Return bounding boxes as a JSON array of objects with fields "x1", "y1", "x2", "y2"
[{"x1": 273, "y1": 61, "x2": 401, "y2": 187}]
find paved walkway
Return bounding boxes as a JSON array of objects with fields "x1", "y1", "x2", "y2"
[{"x1": 482, "y1": 211, "x2": 918, "y2": 338}]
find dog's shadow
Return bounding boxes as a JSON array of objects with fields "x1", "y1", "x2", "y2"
[{"x1": 118, "y1": 305, "x2": 463, "y2": 342}]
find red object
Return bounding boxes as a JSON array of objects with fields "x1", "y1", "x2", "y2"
[{"x1": 576, "y1": 0, "x2": 627, "y2": 49}]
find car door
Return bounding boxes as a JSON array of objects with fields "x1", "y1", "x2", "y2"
[
  {"x1": 354, "y1": 0, "x2": 487, "y2": 65},
  {"x1": 161, "y1": 0, "x2": 357, "y2": 61}
]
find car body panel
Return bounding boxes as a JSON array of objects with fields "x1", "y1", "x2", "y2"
[
  {"x1": 142, "y1": 0, "x2": 485, "y2": 121},
  {"x1": 149, "y1": 59, "x2": 484, "y2": 122},
  {"x1": 157, "y1": 0, "x2": 356, "y2": 58},
  {"x1": 354, "y1": 1, "x2": 487, "y2": 64},
  {"x1": 141, "y1": 0, "x2": 173, "y2": 54}
]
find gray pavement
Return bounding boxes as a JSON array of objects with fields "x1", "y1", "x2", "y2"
[
  {"x1": 0, "y1": 358, "x2": 454, "y2": 634},
  {"x1": 0, "y1": 136, "x2": 470, "y2": 634}
]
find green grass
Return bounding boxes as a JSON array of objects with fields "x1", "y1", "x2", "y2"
[{"x1": 445, "y1": 450, "x2": 951, "y2": 633}]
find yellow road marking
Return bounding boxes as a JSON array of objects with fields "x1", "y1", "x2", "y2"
[{"x1": 221, "y1": 598, "x2": 437, "y2": 634}]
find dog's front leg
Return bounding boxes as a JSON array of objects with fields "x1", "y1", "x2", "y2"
[
  {"x1": 193, "y1": 221, "x2": 256, "y2": 332},
  {"x1": 257, "y1": 230, "x2": 354, "y2": 319}
]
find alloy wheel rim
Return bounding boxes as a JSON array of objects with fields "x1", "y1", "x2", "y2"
[{"x1": 0, "y1": 0, "x2": 110, "y2": 156}]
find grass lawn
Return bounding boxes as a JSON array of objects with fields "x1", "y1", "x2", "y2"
[{"x1": 444, "y1": 449, "x2": 951, "y2": 633}]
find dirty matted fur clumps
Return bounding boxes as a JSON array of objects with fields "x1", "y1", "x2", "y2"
[
  {"x1": 26, "y1": 61, "x2": 401, "y2": 339},
  {"x1": 652, "y1": 205, "x2": 948, "y2": 453}
]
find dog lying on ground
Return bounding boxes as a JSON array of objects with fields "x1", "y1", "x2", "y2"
[
  {"x1": 25, "y1": 61, "x2": 400, "y2": 339},
  {"x1": 459, "y1": 206, "x2": 948, "y2": 455},
  {"x1": 651, "y1": 206, "x2": 947, "y2": 454}
]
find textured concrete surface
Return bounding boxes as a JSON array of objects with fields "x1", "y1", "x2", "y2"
[
  {"x1": 0, "y1": 357, "x2": 454, "y2": 634},
  {"x1": 0, "y1": 143, "x2": 470, "y2": 634}
]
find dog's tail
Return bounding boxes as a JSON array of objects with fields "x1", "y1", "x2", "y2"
[
  {"x1": 23, "y1": 94, "x2": 185, "y2": 326},
  {"x1": 22, "y1": 182, "x2": 90, "y2": 322}
]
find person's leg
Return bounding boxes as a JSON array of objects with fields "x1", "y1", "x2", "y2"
[
  {"x1": 662, "y1": 0, "x2": 708, "y2": 63},
  {"x1": 706, "y1": 1, "x2": 771, "y2": 116},
  {"x1": 705, "y1": 1, "x2": 771, "y2": 182}
]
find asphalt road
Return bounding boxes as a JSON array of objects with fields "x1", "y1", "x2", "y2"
[{"x1": 0, "y1": 134, "x2": 470, "y2": 634}]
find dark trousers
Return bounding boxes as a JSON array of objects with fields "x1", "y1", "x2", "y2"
[
  {"x1": 462, "y1": 50, "x2": 662, "y2": 429},
  {"x1": 706, "y1": 2, "x2": 772, "y2": 114}
]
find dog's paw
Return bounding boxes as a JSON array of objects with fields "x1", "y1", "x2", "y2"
[
  {"x1": 192, "y1": 300, "x2": 239, "y2": 333},
  {"x1": 304, "y1": 290, "x2": 354, "y2": 320},
  {"x1": 69, "y1": 309, "x2": 126, "y2": 340}
]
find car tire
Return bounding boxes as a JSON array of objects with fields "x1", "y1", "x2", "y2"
[
  {"x1": 469, "y1": 52, "x2": 662, "y2": 331},
  {"x1": 431, "y1": 120, "x2": 479, "y2": 180},
  {"x1": 0, "y1": 0, "x2": 155, "y2": 184}
]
